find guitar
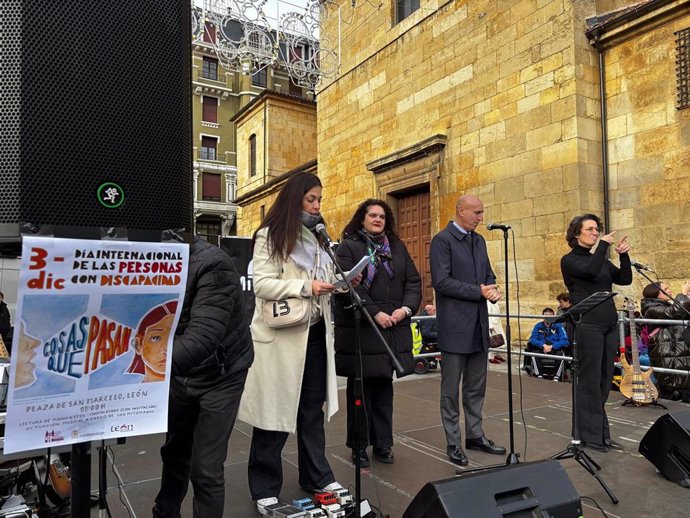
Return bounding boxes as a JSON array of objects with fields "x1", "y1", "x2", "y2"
[
  {"x1": 619, "y1": 298, "x2": 658, "y2": 404},
  {"x1": 48, "y1": 453, "x2": 71, "y2": 500}
]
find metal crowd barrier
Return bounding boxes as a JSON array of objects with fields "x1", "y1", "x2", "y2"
[{"x1": 411, "y1": 312, "x2": 690, "y2": 377}]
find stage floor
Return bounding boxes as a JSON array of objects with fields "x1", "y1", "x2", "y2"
[{"x1": 93, "y1": 365, "x2": 689, "y2": 517}]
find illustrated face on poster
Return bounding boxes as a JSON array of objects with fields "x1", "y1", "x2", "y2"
[
  {"x1": 128, "y1": 301, "x2": 177, "y2": 383},
  {"x1": 15, "y1": 322, "x2": 41, "y2": 388}
]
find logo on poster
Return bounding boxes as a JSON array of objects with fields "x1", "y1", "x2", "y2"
[
  {"x1": 111, "y1": 423, "x2": 134, "y2": 433},
  {"x1": 44, "y1": 430, "x2": 65, "y2": 443}
]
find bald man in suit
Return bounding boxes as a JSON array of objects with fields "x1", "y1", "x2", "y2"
[{"x1": 430, "y1": 195, "x2": 506, "y2": 465}]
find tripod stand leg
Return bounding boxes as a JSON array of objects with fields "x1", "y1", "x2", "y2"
[{"x1": 574, "y1": 451, "x2": 619, "y2": 505}]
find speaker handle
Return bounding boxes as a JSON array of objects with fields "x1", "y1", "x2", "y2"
[{"x1": 498, "y1": 496, "x2": 541, "y2": 515}]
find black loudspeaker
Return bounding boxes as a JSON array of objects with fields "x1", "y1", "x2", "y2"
[
  {"x1": 403, "y1": 460, "x2": 581, "y2": 518},
  {"x1": 0, "y1": 0, "x2": 192, "y2": 253},
  {"x1": 639, "y1": 410, "x2": 690, "y2": 488}
]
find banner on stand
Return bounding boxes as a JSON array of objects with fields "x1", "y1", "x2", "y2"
[{"x1": 4, "y1": 236, "x2": 188, "y2": 454}]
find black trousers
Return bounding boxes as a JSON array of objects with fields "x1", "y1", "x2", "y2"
[
  {"x1": 152, "y1": 368, "x2": 248, "y2": 518},
  {"x1": 575, "y1": 320, "x2": 619, "y2": 445},
  {"x1": 248, "y1": 320, "x2": 335, "y2": 499},
  {"x1": 346, "y1": 377, "x2": 393, "y2": 449}
]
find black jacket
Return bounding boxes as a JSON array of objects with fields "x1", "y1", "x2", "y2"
[
  {"x1": 0, "y1": 301, "x2": 10, "y2": 340},
  {"x1": 334, "y1": 235, "x2": 421, "y2": 378},
  {"x1": 641, "y1": 294, "x2": 690, "y2": 398},
  {"x1": 561, "y1": 241, "x2": 632, "y2": 324},
  {"x1": 173, "y1": 238, "x2": 253, "y2": 388}
]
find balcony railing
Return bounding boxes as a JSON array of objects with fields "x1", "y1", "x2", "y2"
[
  {"x1": 198, "y1": 149, "x2": 219, "y2": 161},
  {"x1": 198, "y1": 72, "x2": 226, "y2": 85}
]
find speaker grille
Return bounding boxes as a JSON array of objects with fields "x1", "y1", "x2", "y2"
[
  {"x1": 0, "y1": 0, "x2": 192, "y2": 234},
  {"x1": 0, "y1": 1, "x2": 22, "y2": 223}
]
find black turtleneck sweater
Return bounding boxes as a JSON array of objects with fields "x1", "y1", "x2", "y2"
[{"x1": 560, "y1": 241, "x2": 632, "y2": 324}]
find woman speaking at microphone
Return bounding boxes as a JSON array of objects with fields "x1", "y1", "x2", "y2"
[
  {"x1": 560, "y1": 214, "x2": 632, "y2": 452},
  {"x1": 238, "y1": 172, "x2": 347, "y2": 515}
]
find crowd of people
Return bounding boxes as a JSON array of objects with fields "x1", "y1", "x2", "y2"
[{"x1": 3, "y1": 174, "x2": 689, "y2": 517}]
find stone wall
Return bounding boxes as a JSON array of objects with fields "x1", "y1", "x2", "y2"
[
  {"x1": 317, "y1": 0, "x2": 609, "y2": 316},
  {"x1": 604, "y1": 10, "x2": 690, "y2": 299}
]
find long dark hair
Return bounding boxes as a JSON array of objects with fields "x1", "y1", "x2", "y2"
[
  {"x1": 341, "y1": 198, "x2": 399, "y2": 244},
  {"x1": 565, "y1": 213, "x2": 602, "y2": 249},
  {"x1": 253, "y1": 172, "x2": 323, "y2": 260}
]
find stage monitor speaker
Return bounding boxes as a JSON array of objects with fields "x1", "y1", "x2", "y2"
[
  {"x1": 403, "y1": 459, "x2": 581, "y2": 518},
  {"x1": 0, "y1": 0, "x2": 193, "y2": 253},
  {"x1": 639, "y1": 410, "x2": 690, "y2": 488}
]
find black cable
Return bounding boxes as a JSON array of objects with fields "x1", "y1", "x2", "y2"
[
  {"x1": 509, "y1": 229, "x2": 529, "y2": 461},
  {"x1": 107, "y1": 447, "x2": 133, "y2": 518},
  {"x1": 580, "y1": 495, "x2": 612, "y2": 517}
]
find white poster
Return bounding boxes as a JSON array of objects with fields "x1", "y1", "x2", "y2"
[{"x1": 4, "y1": 237, "x2": 189, "y2": 454}]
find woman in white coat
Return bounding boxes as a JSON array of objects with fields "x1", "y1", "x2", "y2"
[{"x1": 238, "y1": 172, "x2": 343, "y2": 514}]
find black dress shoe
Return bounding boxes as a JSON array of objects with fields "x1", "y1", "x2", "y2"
[
  {"x1": 582, "y1": 441, "x2": 608, "y2": 453},
  {"x1": 374, "y1": 447, "x2": 395, "y2": 464},
  {"x1": 446, "y1": 445, "x2": 469, "y2": 466},
  {"x1": 351, "y1": 448, "x2": 370, "y2": 467},
  {"x1": 604, "y1": 439, "x2": 624, "y2": 450},
  {"x1": 465, "y1": 436, "x2": 507, "y2": 455}
]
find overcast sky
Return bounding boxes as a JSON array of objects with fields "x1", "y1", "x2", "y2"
[{"x1": 193, "y1": 0, "x2": 312, "y2": 29}]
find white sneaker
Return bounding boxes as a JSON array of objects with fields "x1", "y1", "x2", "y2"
[
  {"x1": 321, "y1": 481, "x2": 343, "y2": 492},
  {"x1": 256, "y1": 497, "x2": 278, "y2": 515}
]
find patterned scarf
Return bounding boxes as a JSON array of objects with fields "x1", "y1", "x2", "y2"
[{"x1": 359, "y1": 230, "x2": 394, "y2": 289}]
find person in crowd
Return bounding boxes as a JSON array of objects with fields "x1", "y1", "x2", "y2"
[
  {"x1": 560, "y1": 213, "x2": 631, "y2": 452},
  {"x1": 153, "y1": 237, "x2": 253, "y2": 518},
  {"x1": 419, "y1": 303, "x2": 437, "y2": 346},
  {"x1": 127, "y1": 301, "x2": 177, "y2": 383},
  {"x1": 641, "y1": 280, "x2": 690, "y2": 402},
  {"x1": 0, "y1": 291, "x2": 11, "y2": 345},
  {"x1": 238, "y1": 172, "x2": 346, "y2": 515},
  {"x1": 334, "y1": 199, "x2": 421, "y2": 467},
  {"x1": 430, "y1": 194, "x2": 506, "y2": 467},
  {"x1": 526, "y1": 307, "x2": 569, "y2": 381},
  {"x1": 555, "y1": 291, "x2": 575, "y2": 347},
  {"x1": 487, "y1": 300, "x2": 505, "y2": 364}
]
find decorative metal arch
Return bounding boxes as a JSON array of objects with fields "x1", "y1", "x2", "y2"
[{"x1": 192, "y1": 0, "x2": 339, "y2": 91}]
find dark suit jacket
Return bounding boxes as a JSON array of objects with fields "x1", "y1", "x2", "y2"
[{"x1": 430, "y1": 222, "x2": 496, "y2": 353}]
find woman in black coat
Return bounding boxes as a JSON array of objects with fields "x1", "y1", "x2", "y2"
[
  {"x1": 334, "y1": 199, "x2": 421, "y2": 466},
  {"x1": 641, "y1": 281, "x2": 690, "y2": 402}
]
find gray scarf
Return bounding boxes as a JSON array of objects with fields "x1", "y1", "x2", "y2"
[{"x1": 290, "y1": 225, "x2": 332, "y2": 281}]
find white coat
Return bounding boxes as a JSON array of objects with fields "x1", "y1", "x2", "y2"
[{"x1": 238, "y1": 228, "x2": 339, "y2": 434}]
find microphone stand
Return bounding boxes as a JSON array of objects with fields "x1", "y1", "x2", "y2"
[
  {"x1": 547, "y1": 292, "x2": 619, "y2": 505},
  {"x1": 496, "y1": 227, "x2": 518, "y2": 465},
  {"x1": 321, "y1": 239, "x2": 403, "y2": 518}
]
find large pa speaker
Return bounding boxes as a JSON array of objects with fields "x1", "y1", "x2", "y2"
[
  {"x1": 403, "y1": 460, "x2": 581, "y2": 518},
  {"x1": 639, "y1": 410, "x2": 690, "y2": 488},
  {"x1": 0, "y1": 0, "x2": 192, "y2": 252}
]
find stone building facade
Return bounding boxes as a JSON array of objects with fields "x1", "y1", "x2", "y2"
[
  {"x1": 315, "y1": 0, "x2": 690, "y2": 314},
  {"x1": 191, "y1": 12, "x2": 311, "y2": 243},
  {"x1": 233, "y1": 91, "x2": 318, "y2": 236}
]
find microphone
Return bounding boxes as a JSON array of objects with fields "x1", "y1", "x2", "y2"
[
  {"x1": 314, "y1": 223, "x2": 332, "y2": 244},
  {"x1": 631, "y1": 260, "x2": 655, "y2": 273},
  {"x1": 486, "y1": 223, "x2": 511, "y2": 231}
]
